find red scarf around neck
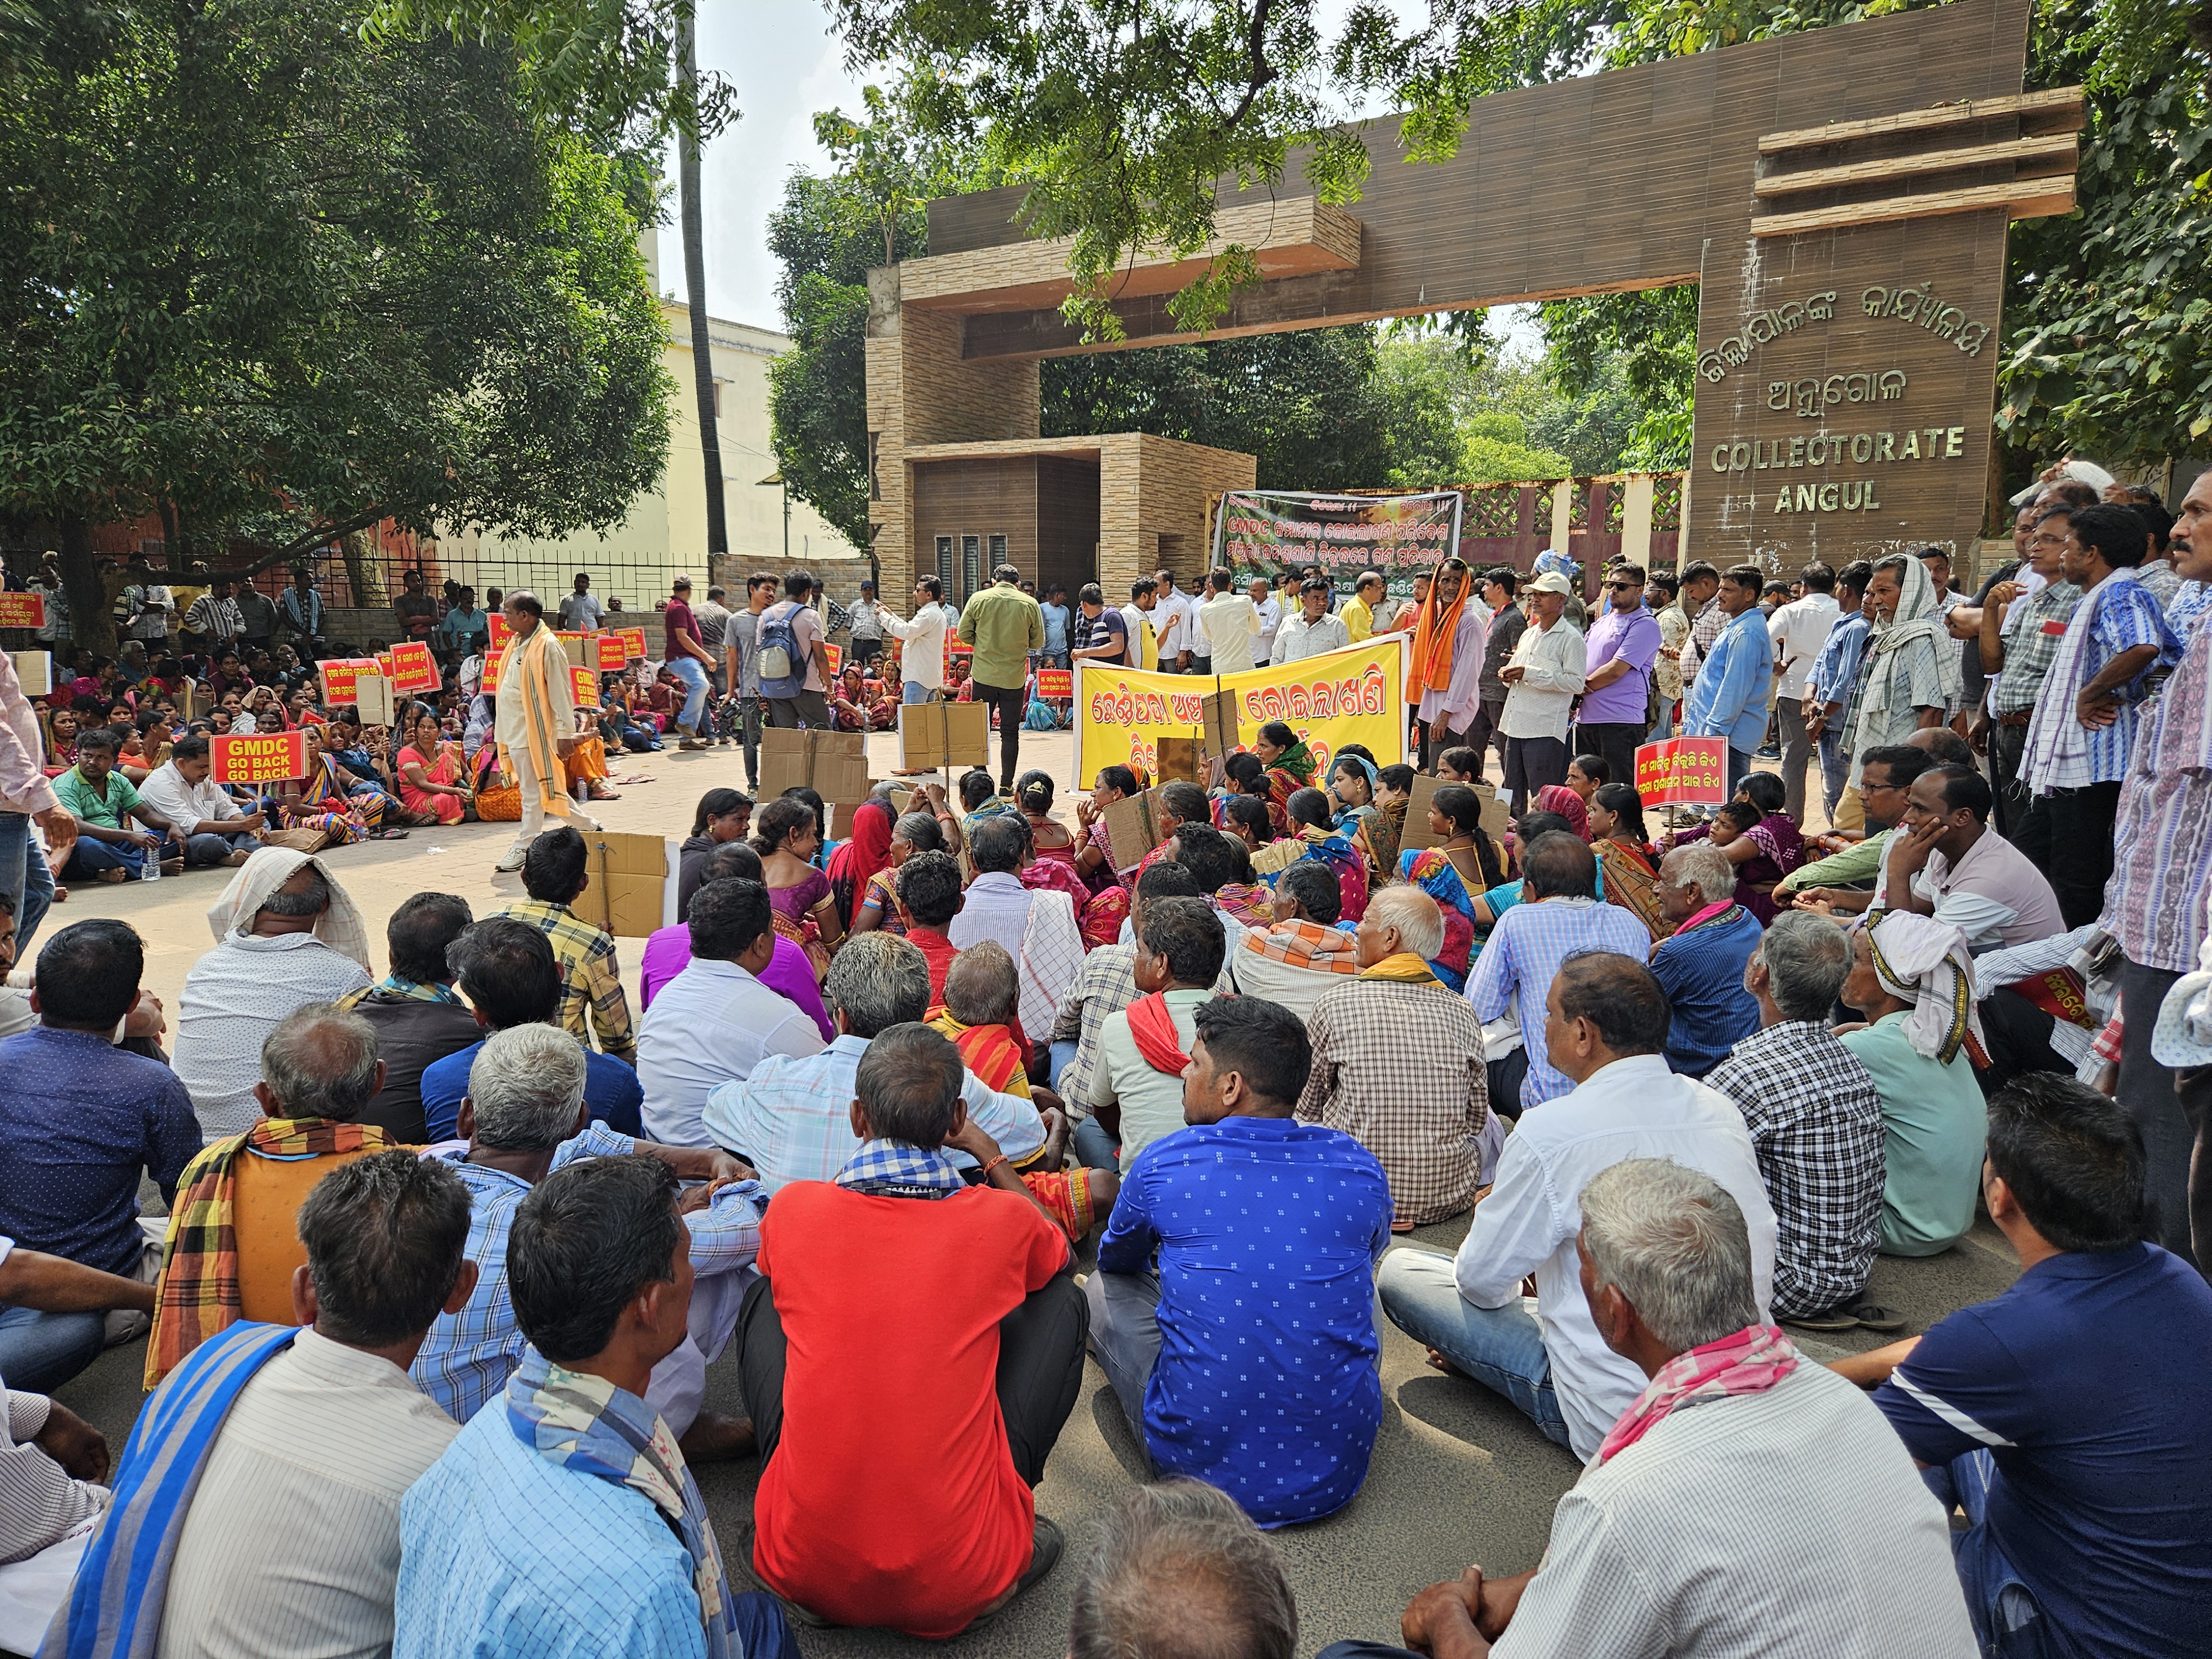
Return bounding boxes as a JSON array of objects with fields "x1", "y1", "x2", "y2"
[{"x1": 1125, "y1": 993, "x2": 1193, "y2": 1076}]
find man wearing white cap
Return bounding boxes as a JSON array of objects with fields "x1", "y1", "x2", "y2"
[{"x1": 1496, "y1": 570, "x2": 1587, "y2": 816}]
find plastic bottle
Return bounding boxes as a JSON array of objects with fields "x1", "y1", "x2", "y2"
[{"x1": 140, "y1": 847, "x2": 160, "y2": 880}]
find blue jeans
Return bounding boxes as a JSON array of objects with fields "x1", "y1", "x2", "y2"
[
  {"x1": 1083, "y1": 1269, "x2": 1161, "y2": 1450},
  {"x1": 1048, "y1": 1039, "x2": 1078, "y2": 1092},
  {"x1": 1650, "y1": 697, "x2": 1676, "y2": 741},
  {"x1": 901, "y1": 681, "x2": 932, "y2": 705},
  {"x1": 669, "y1": 656, "x2": 709, "y2": 735},
  {"x1": 0, "y1": 1305, "x2": 103, "y2": 1394},
  {"x1": 61, "y1": 837, "x2": 145, "y2": 880},
  {"x1": 0, "y1": 811, "x2": 56, "y2": 951},
  {"x1": 729, "y1": 1591, "x2": 800, "y2": 1659},
  {"x1": 1927, "y1": 1450, "x2": 2071, "y2": 1658},
  {"x1": 1073, "y1": 1115, "x2": 1120, "y2": 1173},
  {"x1": 1376, "y1": 1249, "x2": 1571, "y2": 1448},
  {"x1": 1818, "y1": 727, "x2": 1848, "y2": 818},
  {"x1": 182, "y1": 831, "x2": 255, "y2": 867}
]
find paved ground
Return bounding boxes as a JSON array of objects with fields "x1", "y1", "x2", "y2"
[{"x1": 25, "y1": 730, "x2": 2020, "y2": 1657}]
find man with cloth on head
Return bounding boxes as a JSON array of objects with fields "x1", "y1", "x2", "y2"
[
  {"x1": 1839, "y1": 554, "x2": 1955, "y2": 822},
  {"x1": 490, "y1": 591, "x2": 600, "y2": 874},
  {"x1": 1406, "y1": 559, "x2": 1489, "y2": 764}
]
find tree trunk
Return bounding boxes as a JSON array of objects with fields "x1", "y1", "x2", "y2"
[
  {"x1": 57, "y1": 513, "x2": 117, "y2": 656},
  {"x1": 342, "y1": 530, "x2": 389, "y2": 608},
  {"x1": 679, "y1": 17, "x2": 728, "y2": 564}
]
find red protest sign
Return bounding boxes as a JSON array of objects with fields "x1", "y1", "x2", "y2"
[
  {"x1": 594, "y1": 630, "x2": 629, "y2": 670},
  {"x1": 387, "y1": 640, "x2": 440, "y2": 695},
  {"x1": 618, "y1": 627, "x2": 648, "y2": 664},
  {"x1": 319, "y1": 658, "x2": 379, "y2": 704},
  {"x1": 212, "y1": 731, "x2": 307, "y2": 785},
  {"x1": 1034, "y1": 667, "x2": 1073, "y2": 700},
  {"x1": 488, "y1": 613, "x2": 510, "y2": 652},
  {"x1": 483, "y1": 643, "x2": 506, "y2": 684},
  {"x1": 0, "y1": 593, "x2": 46, "y2": 629},
  {"x1": 1634, "y1": 737, "x2": 1730, "y2": 806},
  {"x1": 823, "y1": 643, "x2": 843, "y2": 677},
  {"x1": 570, "y1": 664, "x2": 599, "y2": 708}
]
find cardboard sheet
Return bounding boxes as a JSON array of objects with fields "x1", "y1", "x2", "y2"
[
  {"x1": 898, "y1": 702, "x2": 990, "y2": 770},
  {"x1": 759, "y1": 727, "x2": 871, "y2": 804},
  {"x1": 571, "y1": 830, "x2": 669, "y2": 938}
]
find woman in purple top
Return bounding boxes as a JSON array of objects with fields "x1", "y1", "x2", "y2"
[{"x1": 639, "y1": 840, "x2": 834, "y2": 1038}]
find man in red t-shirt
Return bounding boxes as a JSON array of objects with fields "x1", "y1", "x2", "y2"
[
  {"x1": 737, "y1": 1024, "x2": 1083, "y2": 1637},
  {"x1": 894, "y1": 849, "x2": 963, "y2": 1002},
  {"x1": 662, "y1": 575, "x2": 717, "y2": 750}
]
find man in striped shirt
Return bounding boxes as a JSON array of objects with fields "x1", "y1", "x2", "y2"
[{"x1": 2021, "y1": 502, "x2": 2183, "y2": 927}]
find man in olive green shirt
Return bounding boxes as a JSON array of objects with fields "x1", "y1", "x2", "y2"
[{"x1": 956, "y1": 565, "x2": 1045, "y2": 793}]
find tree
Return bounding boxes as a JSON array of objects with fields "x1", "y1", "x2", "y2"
[{"x1": 0, "y1": 0, "x2": 674, "y2": 645}]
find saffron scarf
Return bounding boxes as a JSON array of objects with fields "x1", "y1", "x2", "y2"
[
  {"x1": 1407, "y1": 562, "x2": 1471, "y2": 701},
  {"x1": 1359, "y1": 951, "x2": 1442, "y2": 987},
  {"x1": 1595, "y1": 1323, "x2": 1799, "y2": 1463},
  {"x1": 1126, "y1": 992, "x2": 1194, "y2": 1076},
  {"x1": 45, "y1": 1322, "x2": 300, "y2": 1659},
  {"x1": 495, "y1": 623, "x2": 578, "y2": 818},
  {"x1": 506, "y1": 1349, "x2": 734, "y2": 1659},
  {"x1": 927, "y1": 1010, "x2": 1032, "y2": 1098},
  {"x1": 145, "y1": 1118, "x2": 395, "y2": 1388}
]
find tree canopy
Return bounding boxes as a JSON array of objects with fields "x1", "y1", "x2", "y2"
[{"x1": 1, "y1": 0, "x2": 673, "y2": 641}]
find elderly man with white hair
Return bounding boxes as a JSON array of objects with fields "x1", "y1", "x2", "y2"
[
  {"x1": 409, "y1": 1023, "x2": 766, "y2": 1462},
  {"x1": 1370, "y1": 1160, "x2": 1973, "y2": 1659},
  {"x1": 1296, "y1": 884, "x2": 1493, "y2": 1228},
  {"x1": 1703, "y1": 913, "x2": 1890, "y2": 1331},
  {"x1": 1838, "y1": 911, "x2": 1988, "y2": 1258},
  {"x1": 173, "y1": 848, "x2": 374, "y2": 1138},
  {"x1": 1647, "y1": 840, "x2": 1762, "y2": 1078},
  {"x1": 1381, "y1": 952, "x2": 1777, "y2": 1460}
]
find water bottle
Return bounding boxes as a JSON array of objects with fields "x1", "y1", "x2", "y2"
[{"x1": 140, "y1": 846, "x2": 160, "y2": 881}]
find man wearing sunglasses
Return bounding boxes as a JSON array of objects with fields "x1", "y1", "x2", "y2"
[{"x1": 1573, "y1": 564, "x2": 1662, "y2": 788}]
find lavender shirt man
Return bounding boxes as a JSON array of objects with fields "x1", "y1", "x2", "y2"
[{"x1": 1573, "y1": 566, "x2": 1662, "y2": 786}]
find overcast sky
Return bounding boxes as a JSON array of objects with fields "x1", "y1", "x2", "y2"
[{"x1": 669, "y1": 0, "x2": 1537, "y2": 352}]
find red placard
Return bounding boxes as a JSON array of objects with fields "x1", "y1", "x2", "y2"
[
  {"x1": 618, "y1": 627, "x2": 648, "y2": 664},
  {"x1": 319, "y1": 658, "x2": 378, "y2": 704},
  {"x1": 1034, "y1": 667, "x2": 1073, "y2": 700},
  {"x1": 374, "y1": 651, "x2": 394, "y2": 680},
  {"x1": 488, "y1": 613, "x2": 510, "y2": 652},
  {"x1": 482, "y1": 643, "x2": 506, "y2": 684},
  {"x1": 0, "y1": 593, "x2": 46, "y2": 629},
  {"x1": 570, "y1": 664, "x2": 599, "y2": 708},
  {"x1": 387, "y1": 639, "x2": 440, "y2": 695},
  {"x1": 594, "y1": 630, "x2": 629, "y2": 670},
  {"x1": 212, "y1": 731, "x2": 308, "y2": 785},
  {"x1": 823, "y1": 643, "x2": 843, "y2": 677},
  {"x1": 1634, "y1": 737, "x2": 1730, "y2": 806}
]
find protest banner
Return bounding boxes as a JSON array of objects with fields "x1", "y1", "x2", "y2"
[
  {"x1": 482, "y1": 644, "x2": 506, "y2": 684},
  {"x1": 1212, "y1": 489, "x2": 1464, "y2": 602},
  {"x1": 212, "y1": 731, "x2": 307, "y2": 785},
  {"x1": 0, "y1": 593, "x2": 46, "y2": 630},
  {"x1": 388, "y1": 640, "x2": 439, "y2": 695},
  {"x1": 570, "y1": 664, "x2": 599, "y2": 708},
  {"x1": 1034, "y1": 667, "x2": 1073, "y2": 700},
  {"x1": 1634, "y1": 737, "x2": 1730, "y2": 806},
  {"x1": 618, "y1": 627, "x2": 648, "y2": 664},
  {"x1": 488, "y1": 613, "x2": 510, "y2": 653},
  {"x1": 319, "y1": 658, "x2": 379, "y2": 705},
  {"x1": 1074, "y1": 635, "x2": 1408, "y2": 787},
  {"x1": 593, "y1": 631, "x2": 629, "y2": 671}
]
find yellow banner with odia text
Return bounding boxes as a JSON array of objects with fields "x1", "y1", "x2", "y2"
[{"x1": 1073, "y1": 637, "x2": 1410, "y2": 787}]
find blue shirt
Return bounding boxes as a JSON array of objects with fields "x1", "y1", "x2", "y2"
[
  {"x1": 1809, "y1": 610, "x2": 1871, "y2": 708},
  {"x1": 1467, "y1": 898, "x2": 1653, "y2": 1110},
  {"x1": 1039, "y1": 602, "x2": 1070, "y2": 655},
  {"x1": 396, "y1": 1380, "x2": 714, "y2": 1658},
  {"x1": 1874, "y1": 1244, "x2": 2212, "y2": 1657},
  {"x1": 0, "y1": 1027, "x2": 201, "y2": 1275},
  {"x1": 1647, "y1": 905, "x2": 1764, "y2": 1077},
  {"x1": 1097, "y1": 1118, "x2": 1392, "y2": 1526},
  {"x1": 1681, "y1": 607, "x2": 1775, "y2": 753},
  {"x1": 420, "y1": 1037, "x2": 643, "y2": 1142}
]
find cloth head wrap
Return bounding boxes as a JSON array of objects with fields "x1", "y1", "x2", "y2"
[{"x1": 1867, "y1": 910, "x2": 1983, "y2": 1066}]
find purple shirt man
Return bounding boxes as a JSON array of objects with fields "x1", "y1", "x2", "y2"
[{"x1": 1578, "y1": 599, "x2": 1662, "y2": 723}]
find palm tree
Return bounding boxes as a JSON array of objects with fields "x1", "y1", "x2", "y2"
[{"x1": 677, "y1": 12, "x2": 727, "y2": 563}]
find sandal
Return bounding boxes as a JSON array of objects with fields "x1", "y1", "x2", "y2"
[
  {"x1": 588, "y1": 785, "x2": 621, "y2": 801},
  {"x1": 1782, "y1": 1310, "x2": 1861, "y2": 1333},
  {"x1": 367, "y1": 827, "x2": 410, "y2": 841},
  {"x1": 1389, "y1": 1218, "x2": 1417, "y2": 1235},
  {"x1": 1848, "y1": 1303, "x2": 1907, "y2": 1333}
]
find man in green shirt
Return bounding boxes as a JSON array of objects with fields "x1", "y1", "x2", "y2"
[
  {"x1": 956, "y1": 565, "x2": 1045, "y2": 795},
  {"x1": 53, "y1": 728, "x2": 180, "y2": 883}
]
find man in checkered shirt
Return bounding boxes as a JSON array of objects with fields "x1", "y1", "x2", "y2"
[{"x1": 1704, "y1": 912, "x2": 1885, "y2": 1324}]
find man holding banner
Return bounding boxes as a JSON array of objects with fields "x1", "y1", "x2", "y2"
[
  {"x1": 1406, "y1": 559, "x2": 1488, "y2": 766},
  {"x1": 492, "y1": 592, "x2": 597, "y2": 872}
]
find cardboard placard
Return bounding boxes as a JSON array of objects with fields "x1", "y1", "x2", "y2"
[
  {"x1": 1635, "y1": 737, "x2": 1730, "y2": 807},
  {"x1": 387, "y1": 639, "x2": 440, "y2": 695},
  {"x1": 570, "y1": 830, "x2": 669, "y2": 938},
  {"x1": 1402, "y1": 773, "x2": 1509, "y2": 851},
  {"x1": 618, "y1": 627, "x2": 648, "y2": 665},
  {"x1": 0, "y1": 593, "x2": 46, "y2": 629},
  {"x1": 354, "y1": 674, "x2": 395, "y2": 727},
  {"x1": 1034, "y1": 667, "x2": 1073, "y2": 700},
  {"x1": 1154, "y1": 736, "x2": 1202, "y2": 781},
  {"x1": 179, "y1": 680, "x2": 200, "y2": 722},
  {"x1": 555, "y1": 632, "x2": 589, "y2": 669},
  {"x1": 570, "y1": 664, "x2": 599, "y2": 709},
  {"x1": 1198, "y1": 687, "x2": 1239, "y2": 760},
  {"x1": 9, "y1": 651, "x2": 50, "y2": 697},
  {"x1": 1102, "y1": 786, "x2": 1171, "y2": 874},
  {"x1": 898, "y1": 701, "x2": 990, "y2": 771},
  {"x1": 211, "y1": 731, "x2": 308, "y2": 785},
  {"x1": 759, "y1": 727, "x2": 871, "y2": 804}
]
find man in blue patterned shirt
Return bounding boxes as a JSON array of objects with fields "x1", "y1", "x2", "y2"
[
  {"x1": 409, "y1": 1024, "x2": 762, "y2": 1462},
  {"x1": 1089, "y1": 995, "x2": 1392, "y2": 1526}
]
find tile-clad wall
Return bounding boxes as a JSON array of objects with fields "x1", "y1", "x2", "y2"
[
  {"x1": 911, "y1": 457, "x2": 1040, "y2": 604},
  {"x1": 1100, "y1": 434, "x2": 1256, "y2": 594},
  {"x1": 1036, "y1": 456, "x2": 1103, "y2": 599}
]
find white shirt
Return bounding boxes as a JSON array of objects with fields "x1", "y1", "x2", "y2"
[
  {"x1": 1194, "y1": 594, "x2": 1261, "y2": 674},
  {"x1": 174, "y1": 935, "x2": 374, "y2": 1138},
  {"x1": 494, "y1": 629, "x2": 530, "y2": 753},
  {"x1": 1767, "y1": 592, "x2": 1841, "y2": 701},
  {"x1": 1251, "y1": 595, "x2": 1283, "y2": 660},
  {"x1": 1493, "y1": 1362, "x2": 1975, "y2": 1658},
  {"x1": 1152, "y1": 590, "x2": 1196, "y2": 658},
  {"x1": 137, "y1": 761, "x2": 249, "y2": 834},
  {"x1": 156, "y1": 1329, "x2": 459, "y2": 1659},
  {"x1": 1499, "y1": 616, "x2": 1589, "y2": 742},
  {"x1": 1272, "y1": 611, "x2": 1350, "y2": 664},
  {"x1": 1119, "y1": 604, "x2": 1155, "y2": 661},
  {"x1": 879, "y1": 602, "x2": 947, "y2": 692},
  {"x1": 635, "y1": 957, "x2": 825, "y2": 1148},
  {"x1": 1451, "y1": 1054, "x2": 1778, "y2": 1460}
]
